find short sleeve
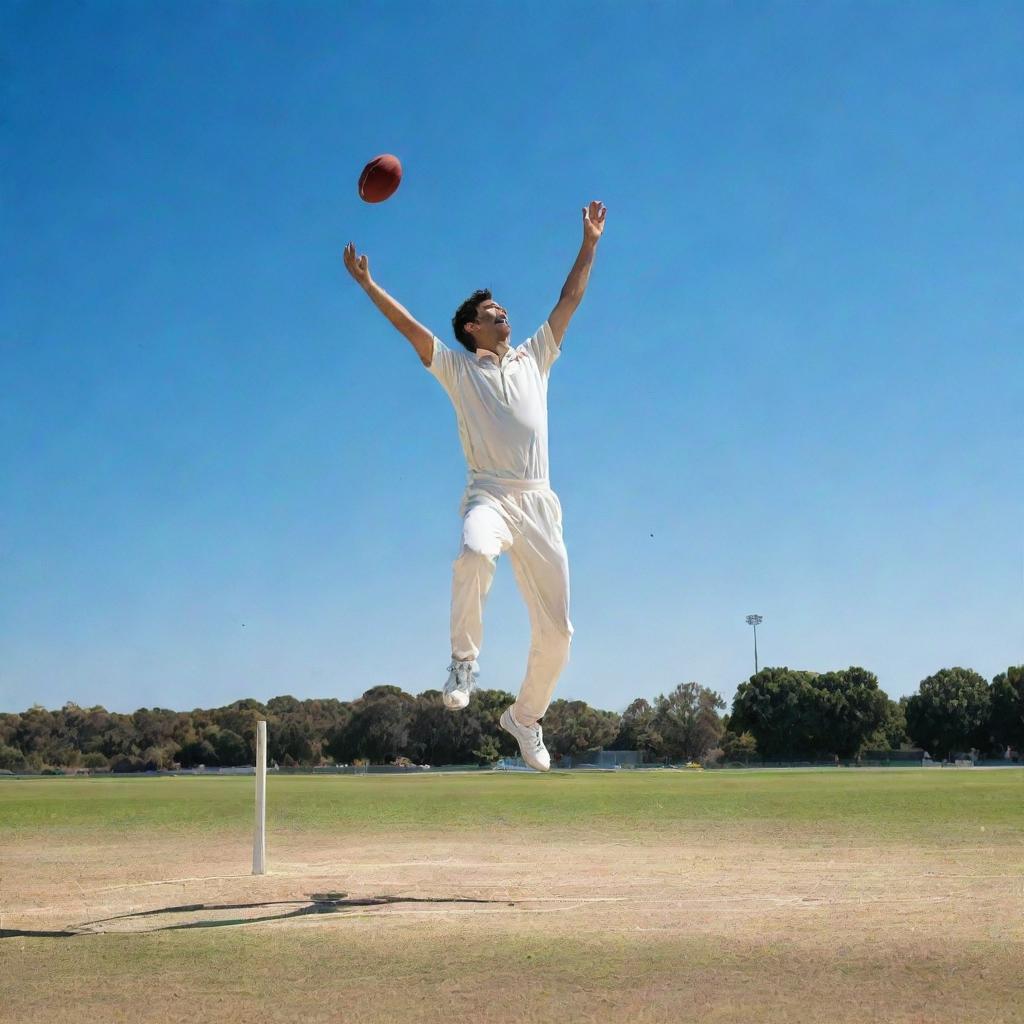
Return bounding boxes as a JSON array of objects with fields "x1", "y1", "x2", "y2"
[
  {"x1": 426, "y1": 336, "x2": 462, "y2": 392},
  {"x1": 524, "y1": 321, "x2": 561, "y2": 376}
]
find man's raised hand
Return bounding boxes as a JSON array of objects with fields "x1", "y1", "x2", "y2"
[
  {"x1": 342, "y1": 242, "x2": 434, "y2": 364},
  {"x1": 343, "y1": 242, "x2": 372, "y2": 287},
  {"x1": 582, "y1": 201, "x2": 607, "y2": 245}
]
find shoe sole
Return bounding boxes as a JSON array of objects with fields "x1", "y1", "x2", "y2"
[{"x1": 499, "y1": 709, "x2": 550, "y2": 772}]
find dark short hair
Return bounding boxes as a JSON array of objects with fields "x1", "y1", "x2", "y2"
[{"x1": 452, "y1": 288, "x2": 491, "y2": 352}]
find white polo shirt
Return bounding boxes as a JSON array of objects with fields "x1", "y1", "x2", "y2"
[{"x1": 427, "y1": 321, "x2": 561, "y2": 483}]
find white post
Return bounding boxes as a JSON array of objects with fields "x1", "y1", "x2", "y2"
[{"x1": 252, "y1": 720, "x2": 267, "y2": 875}]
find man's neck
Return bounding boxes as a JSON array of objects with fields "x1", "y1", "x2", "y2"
[{"x1": 475, "y1": 341, "x2": 510, "y2": 361}]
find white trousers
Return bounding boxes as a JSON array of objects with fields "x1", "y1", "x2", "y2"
[{"x1": 450, "y1": 478, "x2": 573, "y2": 727}]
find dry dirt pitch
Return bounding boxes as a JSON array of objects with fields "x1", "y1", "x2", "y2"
[{"x1": 1, "y1": 770, "x2": 1022, "y2": 1024}]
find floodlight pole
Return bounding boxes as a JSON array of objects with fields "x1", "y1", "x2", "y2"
[{"x1": 745, "y1": 615, "x2": 763, "y2": 674}]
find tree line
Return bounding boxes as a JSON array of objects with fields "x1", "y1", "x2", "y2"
[{"x1": 0, "y1": 664, "x2": 1020, "y2": 772}]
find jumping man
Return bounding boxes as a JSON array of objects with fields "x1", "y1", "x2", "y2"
[{"x1": 342, "y1": 200, "x2": 607, "y2": 771}]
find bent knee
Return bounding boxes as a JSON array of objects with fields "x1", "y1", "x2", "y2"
[
  {"x1": 540, "y1": 619, "x2": 573, "y2": 648},
  {"x1": 455, "y1": 543, "x2": 501, "y2": 567}
]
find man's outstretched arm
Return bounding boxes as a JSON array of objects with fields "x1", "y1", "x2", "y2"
[
  {"x1": 343, "y1": 242, "x2": 435, "y2": 366},
  {"x1": 548, "y1": 200, "x2": 607, "y2": 347}
]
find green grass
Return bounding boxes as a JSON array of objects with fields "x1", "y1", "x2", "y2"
[
  {"x1": 2, "y1": 769, "x2": 1022, "y2": 842},
  {"x1": 5, "y1": 918, "x2": 1024, "y2": 1024},
  {"x1": 4, "y1": 769, "x2": 1023, "y2": 1024}
]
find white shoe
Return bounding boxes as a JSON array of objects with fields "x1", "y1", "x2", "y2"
[
  {"x1": 442, "y1": 660, "x2": 478, "y2": 711},
  {"x1": 499, "y1": 707, "x2": 551, "y2": 772}
]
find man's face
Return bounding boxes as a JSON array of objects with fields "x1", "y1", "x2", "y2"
[{"x1": 466, "y1": 299, "x2": 511, "y2": 351}]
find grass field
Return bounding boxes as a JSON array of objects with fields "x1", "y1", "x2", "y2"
[{"x1": 2, "y1": 769, "x2": 1023, "y2": 1023}]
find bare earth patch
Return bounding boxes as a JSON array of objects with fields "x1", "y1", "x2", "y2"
[{"x1": 2, "y1": 825, "x2": 1023, "y2": 1023}]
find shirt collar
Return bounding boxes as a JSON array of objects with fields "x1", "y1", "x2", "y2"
[{"x1": 475, "y1": 347, "x2": 514, "y2": 365}]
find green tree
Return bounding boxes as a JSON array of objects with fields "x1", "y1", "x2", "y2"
[
  {"x1": 542, "y1": 700, "x2": 621, "y2": 757},
  {"x1": 212, "y1": 729, "x2": 250, "y2": 767},
  {"x1": 472, "y1": 735, "x2": 502, "y2": 765},
  {"x1": 60, "y1": 703, "x2": 113, "y2": 755},
  {"x1": 266, "y1": 695, "x2": 303, "y2": 715},
  {"x1": 650, "y1": 683, "x2": 725, "y2": 762},
  {"x1": 268, "y1": 719, "x2": 314, "y2": 765},
  {"x1": 0, "y1": 713, "x2": 20, "y2": 748},
  {"x1": 613, "y1": 698, "x2": 658, "y2": 753},
  {"x1": 131, "y1": 707, "x2": 184, "y2": 751},
  {"x1": 905, "y1": 667, "x2": 991, "y2": 760},
  {"x1": 719, "y1": 730, "x2": 758, "y2": 764},
  {"x1": 82, "y1": 751, "x2": 110, "y2": 770},
  {"x1": 813, "y1": 667, "x2": 890, "y2": 758},
  {"x1": 304, "y1": 698, "x2": 352, "y2": 762},
  {"x1": 988, "y1": 665, "x2": 1024, "y2": 754},
  {"x1": 97, "y1": 715, "x2": 143, "y2": 760},
  {"x1": 140, "y1": 745, "x2": 176, "y2": 770},
  {"x1": 731, "y1": 666, "x2": 893, "y2": 758},
  {"x1": 406, "y1": 691, "x2": 488, "y2": 766},
  {"x1": 0, "y1": 743, "x2": 27, "y2": 772},
  {"x1": 861, "y1": 697, "x2": 909, "y2": 751},
  {"x1": 53, "y1": 746, "x2": 83, "y2": 769},
  {"x1": 13, "y1": 705, "x2": 57, "y2": 759},
  {"x1": 471, "y1": 688, "x2": 520, "y2": 760},
  {"x1": 212, "y1": 699, "x2": 268, "y2": 761},
  {"x1": 729, "y1": 667, "x2": 820, "y2": 759},
  {"x1": 177, "y1": 738, "x2": 218, "y2": 767},
  {"x1": 328, "y1": 686, "x2": 415, "y2": 764}
]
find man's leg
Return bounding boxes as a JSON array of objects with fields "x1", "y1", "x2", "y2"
[
  {"x1": 450, "y1": 502, "x2": 514, "y2": 663},
  {"x1": 506, "y1": 491, "x2": 573, "y2": 727}
]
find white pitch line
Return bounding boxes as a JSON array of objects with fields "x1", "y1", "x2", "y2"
[{"x1": 83, "y1": 874, "x2": 254, "y2": 894}]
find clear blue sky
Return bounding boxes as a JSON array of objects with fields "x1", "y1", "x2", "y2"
[{"x1": 2, "y1": 1, "x2": 1021, "y2": 715}]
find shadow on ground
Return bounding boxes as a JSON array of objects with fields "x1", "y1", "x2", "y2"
[{"x1": 0, "y1": 891, "x2": 513, "y2": 939}]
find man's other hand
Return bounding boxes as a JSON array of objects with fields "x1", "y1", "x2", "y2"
[
  {"x1": 582, "y1": 201, "x2": 607, "y2": 245},
  {"x1": 343, "y1": 242, "x2": 373, "y2": 287}
]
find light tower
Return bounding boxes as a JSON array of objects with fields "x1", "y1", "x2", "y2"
[{"x1": 745, "y1": 614, "x2": 763, "y2": 674}]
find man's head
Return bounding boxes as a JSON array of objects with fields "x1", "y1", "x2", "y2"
[{"x1": 452, "y1": 289, "x2": 511, "y2": 353}]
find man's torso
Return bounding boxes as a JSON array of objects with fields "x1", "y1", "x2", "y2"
[{"x1": 428, "y1": 323, "x2": 560, "y2": 483}]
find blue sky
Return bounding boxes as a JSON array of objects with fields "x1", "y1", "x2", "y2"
[{"x1": 2, "y1": 1, "x2": 1021, "y2": 715}]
